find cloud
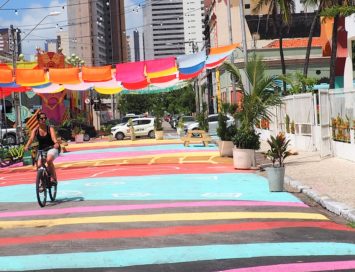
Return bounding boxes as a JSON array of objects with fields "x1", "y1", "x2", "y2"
[{"x1": 0, "y1": 0, "x2": 67, "y2": 60}]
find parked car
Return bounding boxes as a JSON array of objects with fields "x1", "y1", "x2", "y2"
[
  {"x1": 186, "y1": 114, "x2": 234, "y2": 135},
  {"x1": 176, "y1": 116, "x2": 196, "y2": 131},
  {"x1": 111, "y1": 117, "x2": 155, "y2": 140},
  {"x1": 102, "y1": 115, "x2": 141, "y2": 126},
  {"x1": 57, "y1": 122, "x2": 97, "y2": 141},
  {"x1": 170, "y1": 115, "x2": 195, "y2": 129}
]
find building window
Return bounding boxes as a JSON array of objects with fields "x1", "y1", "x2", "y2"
[{"x1": 245, "y1": 4, "x2": 250, "y2": 9}]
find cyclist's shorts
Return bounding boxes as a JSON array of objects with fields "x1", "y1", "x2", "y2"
[{"x1": 47, "y1": 148, "x2": 59, "y2": 160}]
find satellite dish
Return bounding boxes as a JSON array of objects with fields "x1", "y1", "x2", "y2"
[{"x1": 85, "y1": 98, "x2": 91, "y2": 104}]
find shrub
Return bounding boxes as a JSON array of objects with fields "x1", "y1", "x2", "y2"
[{"x1": 232, "y1": 128, "x2": 260, "y2": 150}]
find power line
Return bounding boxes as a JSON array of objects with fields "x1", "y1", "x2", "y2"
[
  {"x1": 12, "y1": 3, "x2": 205, "y2": 35},
  {"x1": 0, "y1": 0, "x2": 11, "y2": 9},
  {"x1": 0, "y1": 0, "x2": 148, "y2": 28},
  {"x1": 0, "y1": 0, "x2": 199, "y2": 31}
]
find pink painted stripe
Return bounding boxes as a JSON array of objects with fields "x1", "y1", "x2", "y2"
[
  {"x1": 218, "y1": 260, "x2": 355, "y2": 272},
  {"x1": 56, "y1": 149, "x2": 212, "y2": 163},
  {"x1": 0, "y1": 201, "x2": 307, "y2": 218}
]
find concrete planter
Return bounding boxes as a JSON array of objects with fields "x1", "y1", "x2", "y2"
[
  {"x1": 266, "y1": 167, "x2": 285, "y2": 192},
  {"x1": 332, "y1": 139, "x2": 355, "y2": 162},
  {"x1": 155, "y1": 130, "x2": 164, "y2": 140},
  {"x1": 177, "y1": 128, "x2": 185, "y2": 138},
  {"x1": 75, "y1": 134, "x2": 84, "y2": 143},
  {"x1": 218, "y1": 141, "x2": 234, "y2": 157},
  {"x1": 233, "y1": 147, "x2": 253, "y2": 169}
]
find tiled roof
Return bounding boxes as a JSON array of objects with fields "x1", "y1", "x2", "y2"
[{"x1": 264, "y1": 38, "x2": 324, "y2": 48}]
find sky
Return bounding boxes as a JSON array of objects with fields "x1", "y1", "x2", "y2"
[{"x1": 0, "y1": 0, "x2": 143, "y2": 59}]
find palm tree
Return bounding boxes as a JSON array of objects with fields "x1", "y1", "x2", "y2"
[
  {"x1": 254, "y1": 0, "x2": 296, "y2": 93},
  {"x1": 303, "y1": 0, "x2": 331, "y2": 78},
  {"x1": 223, "y1": 54, "x2": 283, "y2": 130}
]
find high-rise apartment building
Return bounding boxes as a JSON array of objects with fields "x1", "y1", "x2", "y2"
[
  {"x1": 126, "y1": 35, "x2": 132, "y2": 62},
  {"x1": 133, "y1": 30, "x2": 140, "y2": 62},
  {"x1": 45, "y1": 39, "x2": 58, "y2": 52},
  {"x1": 57, "y1": 31, "x2": 70, "y2": 57},
  {"x1": 67, "y1": 0, "x2": 127, "y2": 66},
  {"x1": 143, "y1": 0, "x2": 204, "y2": 60}
]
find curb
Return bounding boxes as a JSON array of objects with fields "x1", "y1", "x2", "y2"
[{"x1": 284, "y1": 176, "x2": 355, "y2": 223}]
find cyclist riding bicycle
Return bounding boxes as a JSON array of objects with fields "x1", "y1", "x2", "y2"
[{"x1": 24, "y1": 112, "x2": 60, "y2": 184}]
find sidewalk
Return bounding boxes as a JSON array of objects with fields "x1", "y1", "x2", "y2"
[{"x1": 259, "y1": 141, "x2": 355, "y2": 223}]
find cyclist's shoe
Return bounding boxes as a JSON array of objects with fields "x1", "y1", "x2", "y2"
[{"x1": 50, "y1": 178, "x2": 58, "y2": 186}]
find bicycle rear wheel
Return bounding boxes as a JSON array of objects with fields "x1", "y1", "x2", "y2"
[
  {"x1": 36, "y1": 169, "x2": 47, "y2": 207},
  {"x1": 49, "y1": 180, "x2": 57, "y2": 201}
]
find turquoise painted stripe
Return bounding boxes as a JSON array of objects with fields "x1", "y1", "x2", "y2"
[
  {"x1": 0, "y1": 242, "x2": 354, "y2": 271},
  {"x1": 0, "y1": 173, "x2": 300, "y2": 202},
  {"x1": 67, "y1": 144, "x2": 217, "y2": 155}
]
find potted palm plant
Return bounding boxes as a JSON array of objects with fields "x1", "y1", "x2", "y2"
[
  {"x1": 232, "y1": 127, "x2": 260, "y2": 169},
  {"x1": 152, "y1": 94, "x2": 165, "y2": 140},
  {"x1": 154, "y1": 116, "x2": 164, "y2": 140},
  {"x1": 176, "y1": 117, "x2": 185, "y2": 138},
  {"x1": 128, "y1": 118, "x2": 136, "y2": 141},
  {"x1": 265, "y1": 132, "x2": 291, "y2": 191},
  {"x1": 217, "y1": 103, "x2": 236, "y2": 157},
  {"x1": 223, "y1": 54, "x2": 283, "y2": 168},
  {"x1": 72, "y1": 126, "x2": 85, "y2": 143}
]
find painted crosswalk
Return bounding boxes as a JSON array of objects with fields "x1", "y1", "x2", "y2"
[{"x1": 0, "y1": 142, "x2": 354, "y2": 271}]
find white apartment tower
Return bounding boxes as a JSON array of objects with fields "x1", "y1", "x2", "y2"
[{"x1": 143, "y1": 0, "x2": 204, "y2": 60}]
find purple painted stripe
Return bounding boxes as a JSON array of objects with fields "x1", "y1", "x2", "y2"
[
  {"x1": 0, "y1": 201, "x2": 307, "y2": 218},
  {"x1": 218, "y1": 260, "x2": 355, "y2": 272},
  {"x1": 56, "y1": 149, "x2": 212, "y2": 163}
]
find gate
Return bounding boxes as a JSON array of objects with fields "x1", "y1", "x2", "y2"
[{"x1": 318, "y1": 90, "x2": 332, "y2": 157}]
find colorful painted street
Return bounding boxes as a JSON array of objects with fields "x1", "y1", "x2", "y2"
[{"x1": 0, "y1": 140, "x2": 354, "y2": 271}]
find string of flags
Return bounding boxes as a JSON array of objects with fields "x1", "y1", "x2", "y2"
[{"x1": 0, "y1": 43, "x2": 239, "y2": 98}]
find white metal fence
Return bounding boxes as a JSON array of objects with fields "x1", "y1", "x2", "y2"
[{"x1": 264, "y1": 89, "x2": 355, "y2": 161}]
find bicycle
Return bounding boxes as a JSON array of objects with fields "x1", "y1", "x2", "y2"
[{"x1": 34, "y1": 147, "x2": 58, "y2": 207}]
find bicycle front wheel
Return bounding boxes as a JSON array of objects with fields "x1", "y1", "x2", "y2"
[
  {"x1": 49, "y1": 180, "x2": 57, "y2": 201},
  {"x1": 36, "y1": 169, "x2": 47, "y2": 207}
]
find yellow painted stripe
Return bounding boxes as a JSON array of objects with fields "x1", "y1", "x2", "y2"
[
  {"x1": 66, "y1": 139, "x2": 183, "y2": 150},
  {"x1": 0, "y1": 212, "x2": 328, "y2": 230}
]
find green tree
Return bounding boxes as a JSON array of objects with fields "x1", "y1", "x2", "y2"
[
  {"x1": 223, "y1": 54, "x2": 283, "y2": 130},
  {"x1": 166, "y1": 84, "x2": 196, "y2": 115},
  {"x1": 117, "y1": 86, "x2": 196, "y2": 116},
  {"x1": 117, "y1": 94, "x2": 152, "y2": 114},
  {"x1": 281, "y1": 71, "x2": 318, "y2": 94},
  {"x1": 254, "y1": 0, "x2": 296, "y2": 93}
]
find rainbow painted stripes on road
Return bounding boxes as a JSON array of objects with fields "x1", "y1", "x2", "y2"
[
  {"x1": 0, "y1": 173, "x2": 301, "y2": 202},
  {"x1": 0, "y1": 243, "x2": 354, "y2": 271}
]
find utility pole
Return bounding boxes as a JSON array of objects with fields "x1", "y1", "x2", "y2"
[
  {"x1": 226, "y1": 0, "x2": 236, "y2": 104},
  {"x1": 10, "y1": 25, "x2": 22, "y2": 144},
  {"x1": 239, "y1": 0, "x2": 249, "y2": 93},
  {"x1": 189, "y1": 41, "x2": 202, "y2": 113}
]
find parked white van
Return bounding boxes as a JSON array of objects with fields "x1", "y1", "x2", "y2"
[{"x1": 111, "y1": 117, "x2": 155, "y2": 140}]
